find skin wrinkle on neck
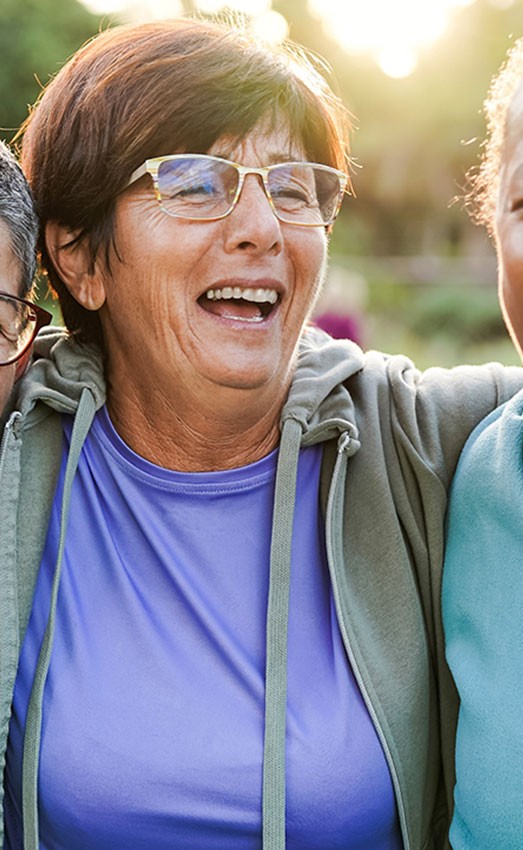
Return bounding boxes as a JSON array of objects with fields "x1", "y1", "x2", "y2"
[{"x1": 106, "y1": 370, "x2": 287, "y2": 471}]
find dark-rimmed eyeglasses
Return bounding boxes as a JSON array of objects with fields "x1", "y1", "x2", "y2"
[
  {"x1": 0, "y1": 291, "x2": 52, "y2": 367},
  {"x1": 127, "y1": 154, "x2": 349, "y2": 227}
]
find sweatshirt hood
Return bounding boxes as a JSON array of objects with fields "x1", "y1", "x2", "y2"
[
  {"x1": 282, "y1": 325, "x2": 364, "y2": 446},
  {"x1": 15, "y1": 326, "x2": 106, "y2": 419},
  {"x1": 17, "y1": 324, "x2": 363, "y2": 445}
]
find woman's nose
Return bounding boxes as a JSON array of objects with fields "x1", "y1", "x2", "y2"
[{"x1": 222, "y1": 174, "x2": 283, "y2": 255}]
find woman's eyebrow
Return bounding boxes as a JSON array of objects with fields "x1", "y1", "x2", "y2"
[{"x1": 212, "y1": 152, "x2": 302, "y2": 164}]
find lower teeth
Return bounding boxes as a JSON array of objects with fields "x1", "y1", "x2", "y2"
[{"x1": 221, "y1": 310, "x2": 264, "y2": 322}]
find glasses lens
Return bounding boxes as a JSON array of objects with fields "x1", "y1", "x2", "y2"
[
  {"x1": 157, "y1": 157, "x2": 239, "y2": 219},
  {"x1": 0, "y1": 294, "x2": 36, "y2": 365},
  {"x1": 267, "y1": 164, "x2": 343, "y2": 225}
]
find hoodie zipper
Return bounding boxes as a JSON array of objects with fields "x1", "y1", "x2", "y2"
[{"x1": 325, "y1": 432, "x2": 411, "y2": 850}]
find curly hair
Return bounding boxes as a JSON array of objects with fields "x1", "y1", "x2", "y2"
[{"x1": 468, "y1": 37, "x2": 523, "y2": 234}]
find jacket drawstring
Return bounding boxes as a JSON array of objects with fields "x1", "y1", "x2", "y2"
[
  {"x1": 262, "y1": 416, "x2": 302, "y2": 850},
  {"x1": 22, "y1": 387, "x2": 96, "y2": 850},
  {"x1": 19, "y1": 398, "x2": 353, "y2": 850}
]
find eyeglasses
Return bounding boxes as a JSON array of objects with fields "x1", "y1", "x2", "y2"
[
  {"x1": 0, "y1": 291, "x2": 52, "y2": 367},
  {"x1": 127, "y1": 154, "x2": 349, "y2": 227}
]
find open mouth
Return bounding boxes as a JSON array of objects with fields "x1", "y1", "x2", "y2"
[{"x1": 198, "y1": 286, "x2": 280, "y2": 323}]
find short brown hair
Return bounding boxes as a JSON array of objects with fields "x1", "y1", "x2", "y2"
[{"x1": 19, "y1": 17, "x2": 351, "y2": 346}]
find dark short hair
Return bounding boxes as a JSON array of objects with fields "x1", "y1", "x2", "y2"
[
  {"x1": 0, "y1": 140, "x2": 37, "y2": 296},
  {"x1": 467, "y1": 37, "x2": 523, "y2": 234},
  {"x1": 19, "y1": 17, "x2": 352, "y2": 347}
]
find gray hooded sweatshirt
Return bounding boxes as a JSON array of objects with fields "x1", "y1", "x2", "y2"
[{"x1": 1, "y1": 324, "x2": 521, "y2": 850}]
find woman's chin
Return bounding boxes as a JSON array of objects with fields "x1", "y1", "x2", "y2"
[
  {"x1": 184, "y1": 315, "x2": 295, "y2": 395},
  {"x1": 194, "y1": 351, "x2": 290, "y2": 395}
]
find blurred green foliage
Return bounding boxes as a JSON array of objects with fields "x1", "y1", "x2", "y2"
[
  {"x1": 0, "y1": 0, "x2": 99, "y2": 133},
  {"x1": 364, "y1": 279, "x2": 521, "y2": 368},
  {"x1": 326, "y1": 252, "x2": 520, "y2": 367},
  {"x1": 406, "y1": 287, "x2": 506, "y2": 343}
]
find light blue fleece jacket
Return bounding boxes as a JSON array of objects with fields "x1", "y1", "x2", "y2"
[{"x1": 443, "y1": 388, "x2": 523, "y2": 849}]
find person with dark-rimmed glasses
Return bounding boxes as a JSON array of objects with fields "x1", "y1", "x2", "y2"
[{"x1": 0, "y1": 141, "x2": 50, "y2": 418}]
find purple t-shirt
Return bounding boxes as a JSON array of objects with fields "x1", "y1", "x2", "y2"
[{"x1": 5, "y1": 407, "x2": 402, "y2": 850}]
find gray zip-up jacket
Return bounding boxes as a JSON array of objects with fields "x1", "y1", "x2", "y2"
[{"x1": 1, "y1": 325, "x2": 521, "y2": 850}]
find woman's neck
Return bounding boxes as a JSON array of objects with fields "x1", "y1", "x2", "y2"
[{"x1": 105, "y1": 375, "x2": 286, "y2": 472}]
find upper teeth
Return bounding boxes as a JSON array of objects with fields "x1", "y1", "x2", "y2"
[{"x1": 205, "y1": 287, "x2": 278, "y2": 304}]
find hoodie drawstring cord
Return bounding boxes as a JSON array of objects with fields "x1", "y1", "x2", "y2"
[
  {"x1": 19, "y1": 407, "x2": 328, "y2": 850},
  {"x1": 262, "y1": 416, "x2": 302, "y2": 850},
  {"x1": 22, "y1": 388, "x2": 96, "y2": 850}
]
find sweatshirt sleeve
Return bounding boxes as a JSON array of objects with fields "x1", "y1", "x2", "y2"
[
  {"x1": 380, "y1": 355, "x2": 523, "y2": 820},
  {"x1": 385, "y1": 356, "x2": 523, "y2": 490}
]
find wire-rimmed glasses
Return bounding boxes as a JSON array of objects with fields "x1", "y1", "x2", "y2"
[
  {"x1": 0, "y1": 291, "x2": 52, "y2": 366},
  {"x1": 127, "y1": 154, "x2": 349, "y2": 227}
]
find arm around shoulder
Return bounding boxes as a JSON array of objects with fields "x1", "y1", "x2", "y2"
[{"x1": 385, "y1": 358, "x2": 523, "y2": 490}]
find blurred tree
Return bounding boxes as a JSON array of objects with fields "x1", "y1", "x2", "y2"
[
  {"x1": 274, "y1": 0, "x2": 523, "y2": 257},
  {"x1": 0, "y1": 0, "x2": 100, "y2": 136}
]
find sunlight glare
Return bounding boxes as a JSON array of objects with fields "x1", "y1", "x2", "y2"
[
  {"x1": 81, "y1": 0, "x2": 128, "y2": 13},
  {"x1": 251, "y1": 11, "x2": 289, "y2": 44},
  {"x1": 197, "y1": 0, "x2": 271, "y2": 13},
  {"x1": 134, "y1": 0, "x2": 183, "y2": 18},
  {"x1": 308, "y1": 0, "x2": 478, "y2": 77},
  {"x1": 84, "y1": 0, "x2": 184, "y2": 20},
  {"x1": 89, "y1": 0, "x2": 280, "y2": 27},
  {"x1": 80, "y1": 0, "x2": 481, "y2": 76},
  {"x1": 378, "y1": 47, "x2": 418, "y2": 79},
  {"x1": 119, "y1": 0, "x2": 285, "y2": 43}
]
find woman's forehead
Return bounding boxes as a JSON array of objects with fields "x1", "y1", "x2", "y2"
[{"x1": 207, "y1": 120, "x2": 305, "y2": 163}]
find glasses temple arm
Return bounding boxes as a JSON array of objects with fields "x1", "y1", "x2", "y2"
[{"x1": 127, "y1": 162, "x2": 150, "y2": 188}]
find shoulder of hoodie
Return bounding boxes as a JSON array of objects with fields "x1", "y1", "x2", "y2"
[
  {"x1": 345, "y1": 347, "x2": 523, "y2": 490},
  {"x1": 13, "y1": 322, "x2": 523, "y2": 438},
  {"x1": 349, "y1": 346, "x2": 523, "y2": 415},
  {"x1": 298, "y1": 326, "x2": 522, "y2": 396},
  {"x1": 13, "y1": 325, "x2": 106, "y2": 426}
]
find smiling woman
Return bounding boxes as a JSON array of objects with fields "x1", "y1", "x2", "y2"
[{"x1": 2, "y1": 14, "x2": 523, "y2": 850}]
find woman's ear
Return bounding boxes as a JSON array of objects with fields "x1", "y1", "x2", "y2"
[{"x1": 45, "y1": 221, "x2": 107, "y2": 311}]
